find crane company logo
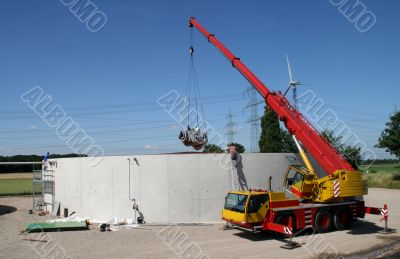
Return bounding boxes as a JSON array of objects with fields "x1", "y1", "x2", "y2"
[
  {"x1": 21, "y1": 86, "x2": 104, "y2": 167},
  {"x1": 157, "y1": 225, "x2": 209, "y2": 259},
  {"x1": 59, "y1": 0, "x2": 108, "y2": 33},
  {"x1": 329, "y1": 0, "x2": 377, "y2": 33},
  {"x1": 297, "y1": 90, "x2": 376, "y2": 170}
]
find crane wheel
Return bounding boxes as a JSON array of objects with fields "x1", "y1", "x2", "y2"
[
  {"x1": 315, "y1": 211, "x2": 333, "y2": 233},
  {"x1": 334, "y1": 208, "x2": 352, "y2": 230}
]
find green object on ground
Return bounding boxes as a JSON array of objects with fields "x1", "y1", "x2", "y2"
[{"x1": 25, "y1": 221, "x2": 88, "y2": 233}]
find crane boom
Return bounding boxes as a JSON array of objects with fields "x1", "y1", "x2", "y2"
[{"x1": 189, "y1": 17, "x2": 354, "y2": 175}]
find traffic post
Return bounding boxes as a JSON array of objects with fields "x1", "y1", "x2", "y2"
[{"x1": 378, "y1": 204, "x2": 396, "y2": 234}]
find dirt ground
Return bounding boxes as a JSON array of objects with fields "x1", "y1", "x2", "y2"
[
  {"x1": 0, "y1": 188, "x2": 399, "y2": 259},
  {"x1": 0, "y1": 173, "x2": 32, "y2": 179}
]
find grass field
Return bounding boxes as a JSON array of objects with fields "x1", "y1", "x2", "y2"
[
  {"x1": 0, "y1": 178, "x2": 33, "y2": 196},
  {"x1": 0, "y1": 172, "x2": 33, "y2": 196},
  {"x1": 362, "y1": 163, "x2": 400, "y2": 189}
]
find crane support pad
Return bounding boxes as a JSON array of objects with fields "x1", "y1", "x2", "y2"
[{"x1": 25, "y1": 221, "x2": 89, "y2": 233}]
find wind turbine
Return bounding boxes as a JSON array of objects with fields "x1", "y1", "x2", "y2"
[{"x1": 283, "y1": 53, "x2": 301, "y2": 109}]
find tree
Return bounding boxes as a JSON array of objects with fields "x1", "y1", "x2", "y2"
[
  {"x1": 0, "y1": 153, "x2": 87, "y2": 173},
  {"x1": 259, "y1": 106, "x2": 297, "y2": 153},
  {"x1": 321, "y1": 130, "x2": 342, "y2": 150},
  {"x1": 321, "y1": 129, "x2": 361, "y2": 169},
  {"x1": 376, "y1": 111, "x2": 400, "y2": 160},
  {"x1": 203, "y1": 144, "x2": 224, "y2": 153},
  {"x1": 341, "y1": 145, "x2": 362, "y2": 169},
  {"x1": 281, "y1": 130, "x2": 297, "y2": 153},
  {"x1": 227, "y1": 143, "x2": 245, "y2": 153}
]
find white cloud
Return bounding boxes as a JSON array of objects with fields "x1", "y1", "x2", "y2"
[{"x1": 144, "y1": 145, "x2": 158, "y2": 150}]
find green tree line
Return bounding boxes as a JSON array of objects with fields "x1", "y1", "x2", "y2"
[{"x1": 0, "y1": 154, "x2": 87, "y2": 173}]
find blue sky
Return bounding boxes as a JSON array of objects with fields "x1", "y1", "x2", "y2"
[{"x1": 0, "y1": 0, "x2": 398, "y2": 158}]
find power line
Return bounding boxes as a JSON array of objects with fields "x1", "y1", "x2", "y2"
[
  {"x1": 225, "y1": 108, "x2": 237, "y2": 144},
  {"x1": 0, "y1": 93, "x2": 243, "y2": 115},
  {"x1": 244, "y1": 87, "x2": 262, "y2": 152}
]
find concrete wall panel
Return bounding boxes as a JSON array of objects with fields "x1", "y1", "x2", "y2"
[{"x1": 51, "y1": 153, "x2": 303, "y2": 223}]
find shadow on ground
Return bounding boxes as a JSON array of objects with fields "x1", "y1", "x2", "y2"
[
  {"x1": 0, "y1": 205, "x2": 17, "y2": 216},
  {"x1": 321, "y1": 235, "x2": 400, "y2": 258},
  {"x1": 233, "y1": 231, "x2": 279, "y2": 241},
  {"x1": 231, "y1": 219, "x2": 395, "y2": 242},
  {"x1": 347, "y1": 220, "x2": 387, "y2": 235}
]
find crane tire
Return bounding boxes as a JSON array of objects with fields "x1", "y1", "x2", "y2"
[
  {"x1": 315, "y1": 211, "x2": 333, "y2": 233},
  {"x1": 334, "y1": 207, "x2": 352, "y2": 230}
]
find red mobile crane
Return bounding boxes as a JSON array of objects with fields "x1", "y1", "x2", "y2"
[
  {"x1": 188, "y1": 17, "x2": 393, "y2": 241},
  {"x1": 189, "y1": 17, "x2": 351, "y2": 176}
]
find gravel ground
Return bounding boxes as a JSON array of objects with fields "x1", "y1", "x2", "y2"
[{"x1": 0, "y1": 188, "x2": 399, "y2": 259}]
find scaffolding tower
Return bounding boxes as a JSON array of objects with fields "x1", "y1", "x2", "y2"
[{"x1": 32, "y1": 166, "x2": 55, "y2": 212}]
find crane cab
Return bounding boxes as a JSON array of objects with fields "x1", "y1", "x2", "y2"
[
  {"x1": 283, "y1": 163, "x2": 317, "y2": 200},
  {"x1": 222, "y1": 190, "x2": 300, "y2": 228},
  {"x1": 222, "y1": 191, "x2": 269, "y2": 226},
  {"x1": 283, "y1": 159, "x2": 368, "y2": 203}
]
